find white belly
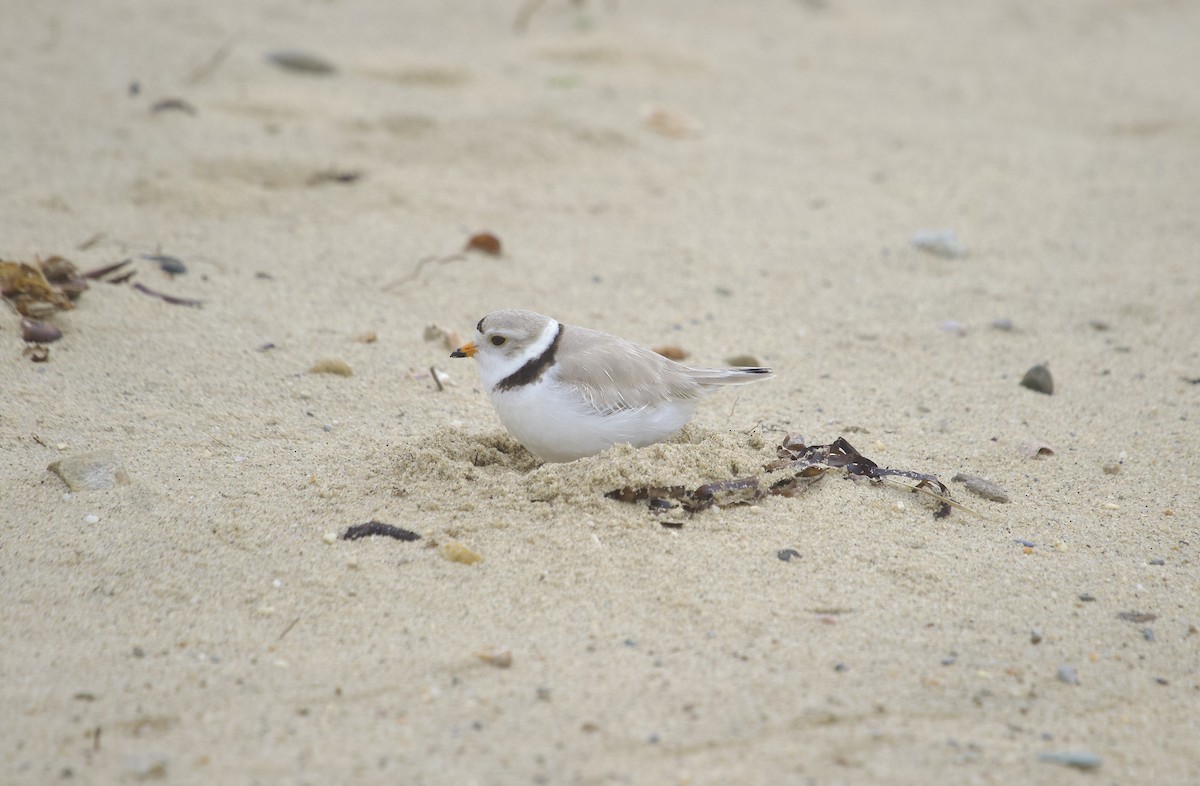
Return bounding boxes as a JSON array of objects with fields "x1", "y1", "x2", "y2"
[{"x1": 489, "y1": 380, "x2": 698, "y2": 463}]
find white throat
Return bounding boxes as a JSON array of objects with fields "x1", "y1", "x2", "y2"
[{"x1": 476, "y1": 318, "x2": 561, "y2": 391}]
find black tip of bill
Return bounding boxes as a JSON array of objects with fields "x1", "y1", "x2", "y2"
[{"x1": 450, "y1": 349, "x2": 468, "y2": 358}]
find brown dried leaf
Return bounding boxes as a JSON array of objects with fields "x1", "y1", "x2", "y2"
[{"x1": 1, "y1": 261, "x2": 74, "y2": 314}]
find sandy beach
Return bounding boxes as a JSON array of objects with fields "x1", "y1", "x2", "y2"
[{"x1": 3, "y1": 0, "x2": 1198, "y2": 783}]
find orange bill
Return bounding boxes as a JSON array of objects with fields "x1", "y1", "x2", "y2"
[{"x1": 450, "y1": 341, "x2": 477, "y2": 358}]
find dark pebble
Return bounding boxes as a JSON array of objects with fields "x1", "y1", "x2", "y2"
[
  {"x1": 941, "y1": 654, "x2": 957, "y2": 666},
  {"x1": 1142, "y1": 627, "x2": 1155, "y2": 642},
  {"x1": 1015, "y1": 539, "x2": 1036, "y2": 548},
  {"x1": 341, "y1": 521, "x2": 420, "y2": 541},
  {"x1": 1149, "y1": 558, "x2": 1165, "y2": 566},
  {"x1": 141, "y1": 254, "x2": 187, "y2": 275},
  {"x1": 266, "y1": 50, "x2": 337, "y2": 75},
  {"x1": 21, "y1": 318, "x2": 62, "y2": 343},
  {"x1": 1117, "y1": 611, "x2": 1157, "y2": 623},
  {"x1": 1155, "y1": 677, "x2": 1169, "y2": 685},
  {"x1": 659, "y1": 521, "x2": 684, "y2": 529},
  {"x1": 1030, "y1": 628, "x2": 1043, "y2": 645},
  {"x1": 1020, "y1": 364, "x2": 1054, "y2": 395},
  {"x1": 833, "y1": 663, "x2": 848, "y2": 672},
  {"x1": 777, "y1": 548, "x2": 802, "y2": 562},
  {"x1": 1078, "y1": 593, "x2": 1096, "y2": 602}
]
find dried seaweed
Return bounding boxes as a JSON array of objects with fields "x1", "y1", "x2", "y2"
[
  {"x1": 341, "y1": 521, "x2": 421, "y2": 541},
  {"x1": 0, "y1": 259, "x2": 76, "y2": 317},
  {"x1": 383, "y1": 231, "x2": 503, "y2": 289},
  {"x1": 132, "y1": 282, "x2": 203, "y2": 307},
  {"x1": 607, "y1": 435, "x2": 960, "y2": 519}
]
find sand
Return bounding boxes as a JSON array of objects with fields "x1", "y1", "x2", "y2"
[{"x1": 3, "y1": 0, "x2": 1199, "y2": 783}]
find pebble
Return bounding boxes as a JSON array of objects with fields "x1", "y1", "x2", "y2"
[
  {"x1": 1030, "y1": 628, "x2": 1043, "y2": 645},
  {"x1": 47, "y1": 451, "x2": 131, "y2": 491},
  {"x1": 266, "y1": 50, "x2": 337, "y2": 75},
  {"x1": 912, "y1": 229, "x2": 966, "y2": 259},
  {"x1": 1142, "y1": 627, "x2": 1155, "y2": 642},
  {"x1": 951, "y1": 473, "x2": 1010, "y2": 503},
  {"x1": 776, "y1": 549, "x2": 802, "y2": 562},
  {"x1": 1037, "y1": 750, "x2": 1102, "y2": 770},
  {"x1": 309, "y1": 358, "x2": 352, "y2": 376},
  {"x1": 990, "y1": 317, "x2": 1014, "y2": 332},
  {"x1": 440, "y1": 540, "x2": 483, "y2": 565},
  {"x1": 1102, "y1": 462, "x2": 1121, "y2": 474},
  {"x1": 1056, "y1": 665, "x2": 1080, "y2": 685},
  {"x1": 475, "y1": 647, "x2": 513, "y2": 668},
  {"x1": 84, "y1": 514, "x2": 100, "y2": 524},
  {"x1": 465, "y1": 232, "x2": 503, "y2": 256},
  {"x1": 1018, "y1": 440, "x2": 1055, "y2": 459},
  {"x1": 1019, "y1": 364, "x2": 1054, "y2": 395},
  {"x1": 1015, "y1": 539, "x2": 1036, "y2": 548},
  {"x1": 21, "y1": 318, "x2": 62, "y2": 343},
  {"x1": 141, "y1": 254, "x2": 186, "y2": 275}
]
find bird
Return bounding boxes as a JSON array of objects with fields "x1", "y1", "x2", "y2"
[{"x1": 450, "y1": 309, "x2": 773, "y2": 462}]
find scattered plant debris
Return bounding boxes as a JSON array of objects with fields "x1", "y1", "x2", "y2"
[
  {"x1": 1117, "y1": 611, "x2": 1157, "y2": 624},
  {"x1": 474, "y1": 647, "x2": 513, "y2": 668},
  {"x1": 82, "y1": 258, "x2": 133, "y2": 281},
  {"x1": 951, "y1": 473, "x2": 1010, "y2": 503},
  {"x1": 309, "y1": 358, "x2": 353, "y2": 377},
  {"x1": 341, "y1": 521, "x2": 421, "y2": 541},
  {"x1": 1, "y1": 258, "x2": 79, "y2": 317},
  {"x1": 607, "y1": 435, "x2": 960, "y2": 519},
  {"x1": 131, "y1": 282, "x2": 202, "y2": 307},
  {"x1": 384, "y1": 231, "x2": 504, "y2": 289}
]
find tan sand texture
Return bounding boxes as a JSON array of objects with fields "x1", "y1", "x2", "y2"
[{"x1": 2, "y1": 1, "x2": 1198, "y2": 783}]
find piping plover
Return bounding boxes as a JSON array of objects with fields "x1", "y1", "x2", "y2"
[{"x1": 450, "y1": 309, "x2": 773, "y2": 462}]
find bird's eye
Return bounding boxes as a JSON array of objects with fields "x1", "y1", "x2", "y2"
[{"x1": 490, "y1": 336, "x2": 507, "y2": 346}]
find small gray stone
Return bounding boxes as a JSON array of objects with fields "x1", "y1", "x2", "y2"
[
  {"x1": 951, "y1": 473, "x2": 1010, "y2": 503},
  {"x1": 1037, "y1": 750, "x2": 1102, "y2": 770},
  {"x1": 1020, "y1": 364, "x2": 1054, "y2": 395},
  {"x1": 912, "y1": 229, "x2": 966, "y2": 259},
  {"x1": 48, "y1": 451, "x2": 130, "y2": 491},
  {"x1": 1056, "y1": 664, "x2": 1080, "y2": 685},
  {"x1": 266, "y1": 50, "x2": 337, "y2": 75},
  {"x1": 1030, "y1": 628, "x2": 1043, "y2": 645}
]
